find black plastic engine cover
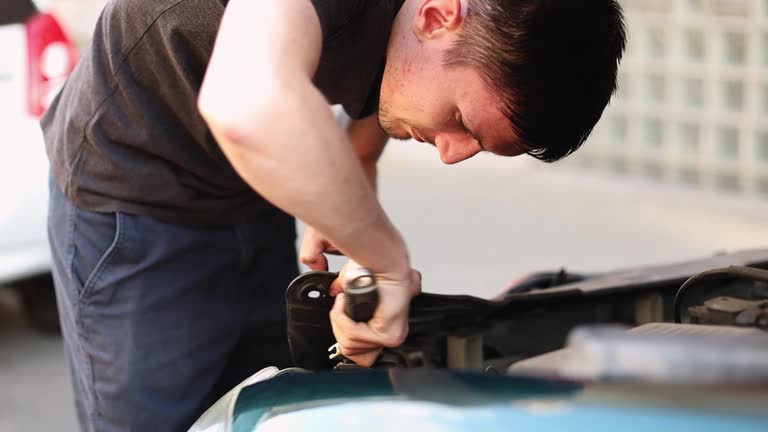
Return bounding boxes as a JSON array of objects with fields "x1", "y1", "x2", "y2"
[
  {"x1": 285, "y1": 271, "x2": 565, "y2": 370},
  {"x1": 285, "y1": 250, "x2": 768, "y2": 371}
]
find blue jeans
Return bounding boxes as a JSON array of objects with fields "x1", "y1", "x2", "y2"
[{"x1": 47, "y1": 180, "x2": 298, "y2": 431}]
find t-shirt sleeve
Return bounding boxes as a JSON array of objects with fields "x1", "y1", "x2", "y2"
[{"x1": 310, "y1": 0, "x2": 365, "y2": 39}]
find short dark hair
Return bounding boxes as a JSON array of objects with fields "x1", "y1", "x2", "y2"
[{"x1": 444, "y1": 0, "x2": 626, "y2": 162}]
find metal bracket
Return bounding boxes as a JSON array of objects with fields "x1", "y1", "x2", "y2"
[
  {"x1": 446, "y1": 335, "x2": 484, "y2": 370},
  {"x1": 635, "y1": 293, "x2": 664, "y2": 324}
]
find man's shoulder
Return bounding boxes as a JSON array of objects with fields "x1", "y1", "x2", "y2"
[
  {"x1": 312, "y1": 0, "x2": 401, "y2": 118},
  {"x1": 310, "y1": 0, "x2": 399, "y2": 39},
  {"x1": 105, "y1": 0, "x2": 226, "y2": 19},
  {"x1": 100, "y1": 0, "x2": 225, "y2": 41},
  {"x1": 93, "y1": 0, "x2": 225, "y2": 71}
]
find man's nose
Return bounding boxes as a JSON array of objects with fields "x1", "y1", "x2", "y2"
[{"x1": 434, "y1": 133, "x2": 482, "y2": 164}]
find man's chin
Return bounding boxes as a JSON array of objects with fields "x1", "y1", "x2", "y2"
[
  {"x1": 387, "y1": 131, "x2": 412, "y2": 141},
  {"x1": 377, "y1": 113, "x2": 410, "y2": 141}
]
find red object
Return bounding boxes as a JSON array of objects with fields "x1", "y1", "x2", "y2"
[{"x1": 25, "y1": 13, "x2": 78, "y2": 117}]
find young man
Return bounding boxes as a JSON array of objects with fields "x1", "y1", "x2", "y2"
[{"x1": 42, "y1": 0, "x2": 625, "y2": 430}]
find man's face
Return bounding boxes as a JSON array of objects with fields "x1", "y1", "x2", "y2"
[{"x1": 378, "y1": 0, "x2": 523, "y2": 164}]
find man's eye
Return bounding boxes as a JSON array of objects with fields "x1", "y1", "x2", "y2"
[{"x1": 456, "y1": 112, "x2": 468, "y2": 131}]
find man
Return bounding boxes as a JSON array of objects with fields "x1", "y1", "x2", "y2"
[{"x1": 42, "y1": 0, "x2": 625, "y2": 430}]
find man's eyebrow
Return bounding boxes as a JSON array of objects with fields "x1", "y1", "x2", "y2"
[{"x1": 464, "y1": 111, "x2": 524, "y2": 156}]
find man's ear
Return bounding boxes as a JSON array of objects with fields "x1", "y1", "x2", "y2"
[{"x1": 413, "y1": 0, "x2": 464, "y2": 41}]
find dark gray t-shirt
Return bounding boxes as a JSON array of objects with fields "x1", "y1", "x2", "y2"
[{"x1": 42, "y1": 0, "x2": 402, "y2": 225}]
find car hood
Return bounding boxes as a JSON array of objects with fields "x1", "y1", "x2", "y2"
[{"x1": 230, "y1": 369, "x2": 768, "y2": 432}]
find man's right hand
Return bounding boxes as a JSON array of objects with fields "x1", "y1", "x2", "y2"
[
  {"x1": 328, "y1": 260, "x2": 421, "y2": 367},
  {"x1": 299, "y1": 225, "x2": 339, "y2": 271}
]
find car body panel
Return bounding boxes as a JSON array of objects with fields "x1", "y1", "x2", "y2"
[
  {"x1": 0, "y1": 112, "x2": 51, "y2": 284},
  {"x1": 254, "y1": 400, "x2": 768, "y2": 432},
  {"x1": 0, "y1": 0, "x2": 73, "y2": 284},
  {"x1": 0, "y1": 24, "x2": 27, "y2": 117},
  {"x1": 226, "y1": 369, "x2": 768, "y2": 432}
]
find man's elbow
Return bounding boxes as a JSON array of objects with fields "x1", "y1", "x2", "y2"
[
  {"x1": 198, "y1": 70, "x2": 320, "y2": 152},
  {"x1": 197, "y1": 78, "x2": 278, "y2": 147}
]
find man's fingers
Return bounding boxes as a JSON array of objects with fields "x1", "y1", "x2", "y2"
[
  {"x1": 329, "y1": 296, "x2": 380, "y2": 364},
  {"x1": 329, "y1": 277, "x2": 344, "y2": 296},
  {"x1": 333, "y1": 342, "x2": 380, "y2": 355},
  {"x1": 298, "y1": 234, "x2": 328, "y2": 270},
  {"x1": 330, "y1": 293, "x2": 381, "y2": 345},
  {"x1": 323, "y1": 243, "x2": 341, "y2": 255},
  {"x1": 343, "y1": 349, "x2": 382, "y2": 368},
  {"x1": 336, "y1": 343, "x2": 380, "y2": 353},
  {"x1": 301, "y1": 252, "x2": 328, "y2": 271},
  {"x1": 299, "y1": 228, "x2": 333, "y2": 271},
  {"x1": 330, "y1": 293, "x2": 407, "y2": 348},
  {"x1": 328, "y1": 265, "x2": 418, "y2": 368}
]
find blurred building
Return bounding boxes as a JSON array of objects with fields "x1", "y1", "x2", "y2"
[{"x1": 575, "y1": 0, "x2": 768, "y2": 198}]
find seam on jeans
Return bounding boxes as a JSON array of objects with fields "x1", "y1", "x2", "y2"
[
  {"x1": 56, "y1": 186, "x2": 97, "y2": 426},
  {"x1": 81, "y1": 212, "x2": 124, "y2": 303},
  {"x1": 66, "y1": 203, "x2": 99, "y2": 427},
  {"x1": 64, "y1": 193, "x2": 77, "y2": 287},
  {"x1": 79, "y1": 325, "x2": 99, "y2": 431},
  {"x1": 77, "y1": 214, "x2": 125, "y2": 431}
]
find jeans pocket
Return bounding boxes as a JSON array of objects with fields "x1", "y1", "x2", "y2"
[{"x1": 69, "y1": 207, "x2": 125, "y2": 304}]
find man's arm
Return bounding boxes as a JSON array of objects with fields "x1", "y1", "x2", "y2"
[
  {"x1": 198, "y1": 0, "x2": 417, "y2": 363},
  {"x1": 348, "y1": 113, "x2": 389, "y2": 190},
  {"x1": 198, "y1": 0, "x2": 404, "y2": 274},
  {"x1": 300, "y1": 113, "x2": 389, "y2": 271}
]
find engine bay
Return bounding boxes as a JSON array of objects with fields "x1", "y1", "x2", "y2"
[{"x1": 286, "y1": 249, "x2": 768, "y2": 385}]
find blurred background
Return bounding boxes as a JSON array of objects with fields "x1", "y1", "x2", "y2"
[{"x1": 2, "y1": 0, "x2": 767, "y2": 430}]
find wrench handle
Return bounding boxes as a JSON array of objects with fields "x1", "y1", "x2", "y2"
[{"x1": 344, "y1": 269, "x2": 379, "y2": 322}]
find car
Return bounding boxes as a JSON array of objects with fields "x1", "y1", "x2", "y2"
[
  {"x1": 0, "y1": 0, "x2": 78, "y2": 331},
  {"x1": 189, "y1": 367, "x2": 768, "y2": 432},
  {"x1": 189, "y1": 249, "x2": 768, "y2": 431}
]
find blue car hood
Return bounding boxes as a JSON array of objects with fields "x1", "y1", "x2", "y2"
[{"x1": 231, "y1": 369, "x2": 768, "y2": 432}]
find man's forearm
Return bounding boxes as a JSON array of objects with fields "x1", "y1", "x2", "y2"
[
  {"x1": 361, "y1": 161, "x2": 378, "y2": 191},
  {"x1": 204, "y1": 84, "x2": 407, "y2": 274},
  {"x1": 347, "y1": 113, "x2": 389, "y2": 191}
]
